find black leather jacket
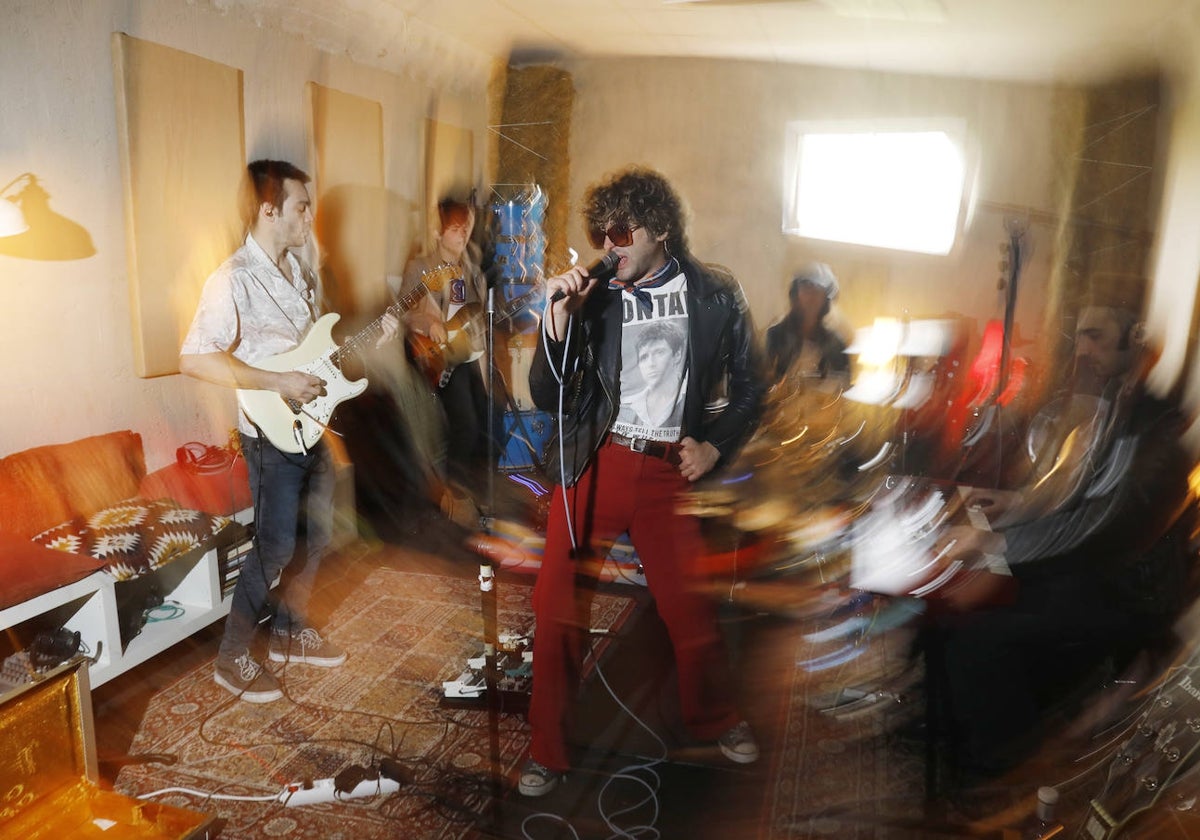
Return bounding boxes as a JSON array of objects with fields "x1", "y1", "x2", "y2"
[{"x1": 529, "y1": 255, "x2": 766, "y2": 487}]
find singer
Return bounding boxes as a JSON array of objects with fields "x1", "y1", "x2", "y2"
[{"x1": 518, "y1": 166, "x2": 767, "y2": 796}]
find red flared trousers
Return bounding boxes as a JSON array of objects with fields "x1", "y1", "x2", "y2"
[{"x1": 528, "y1": 439, "x2": 739, "y2": 771}]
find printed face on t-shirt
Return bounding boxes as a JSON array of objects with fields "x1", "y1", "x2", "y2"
[{"x1": 638, "y1": 337, "x2": 683, "y2": 389}]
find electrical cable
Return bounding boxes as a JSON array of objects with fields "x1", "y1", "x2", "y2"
[
  {"x1": 541, "y1": 294, "x2": 584, "y2": 551},
  {"x1": 521, "y1": 637, "x2": 669, "y2": 840},
  {"x1": 136, "y1": 786, "x2": 280, "y2": 802}
]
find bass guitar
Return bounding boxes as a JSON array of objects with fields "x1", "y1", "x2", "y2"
[
  {"x1": 409, "y1": 283, "x2": 545, "y2": 390},
  {"x1": 238, "y1": 264, "x2": 456, "y2": 454}
]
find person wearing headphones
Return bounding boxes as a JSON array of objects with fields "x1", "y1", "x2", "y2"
[
  {"x1": 763, "y1": 261, "x2": 849, "y2": 385},
  {"x1": 921, "y1": 287, "x2": 1196, "y2": 792},
  {"x1": 520, "y1": 166, "x2": 767, "y2": 797}
]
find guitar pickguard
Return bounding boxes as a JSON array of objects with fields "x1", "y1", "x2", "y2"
[{"x1": 237, "y1": 314, "x2": 367, "y2": 454}]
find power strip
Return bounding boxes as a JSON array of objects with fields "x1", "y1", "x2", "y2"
[{"x1": 278, "y1": 775, "x2": 401, "y2": 806}]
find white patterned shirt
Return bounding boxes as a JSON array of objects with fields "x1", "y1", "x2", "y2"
[{"x1": 181, "y1": 233, "x2": 321, "y2": 435}]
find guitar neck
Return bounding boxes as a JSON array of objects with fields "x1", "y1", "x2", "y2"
[
  {"x1": 333, "y1": 284, "x2": 429, "y2": 364},
  {"x1": 496, "y1": 285, "x2": 544, "y2": 322}
]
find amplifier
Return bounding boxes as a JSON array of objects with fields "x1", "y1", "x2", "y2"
[{"x1": 498, "y1": 410, "x2": 553, "y2": 472}]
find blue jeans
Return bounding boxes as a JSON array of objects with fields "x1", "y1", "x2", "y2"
[{"x1": 218, "y1": 433, "x2": 335, "y2": 663}]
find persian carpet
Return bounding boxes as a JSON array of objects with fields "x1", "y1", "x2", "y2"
[
  {"x1": 114, "y1": 569, "x2": 634, "y2": 839},
  {"x1": 759, "y1": 607, "x2": 929, "y2": 839}
]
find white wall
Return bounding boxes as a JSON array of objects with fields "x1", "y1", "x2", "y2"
[
  {"x1": 563, "y1": 57, "x2": 1085, "y2": 356},
  {"x1": 0, "y1": 0, "x2": 489, "y2": 469}
]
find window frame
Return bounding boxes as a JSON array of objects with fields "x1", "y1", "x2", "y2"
[{"x1": 782, "y1": 117, "x2": 974, "y2": 256}]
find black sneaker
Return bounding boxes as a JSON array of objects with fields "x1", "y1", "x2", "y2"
[
  {"x1": 517, "y1": 758, "x2": 561, "y2": 797},
  {"x1": 718, "y1": 720, "x2": 760, "y2": 764},
  {"x1": 268, "y1": 627, "x2": 347, "y2": 667},
  {"x1": 214, "y1": 652, "x2": 282, "y2": 703}
]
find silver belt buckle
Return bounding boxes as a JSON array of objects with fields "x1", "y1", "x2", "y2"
[{"x1": 630, "y1": 437, "x2": 648, "y2": 452}]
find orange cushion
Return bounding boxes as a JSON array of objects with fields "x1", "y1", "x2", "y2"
[
  {"x1": 0, "y1": 431, "x2": 145, "y2": 539},
  {"x1": 51, "y1": 431, "x2": 145, "y2": 520},
  {"x1": 0, "y1": 447, "x2": 75, "y2": 539}
]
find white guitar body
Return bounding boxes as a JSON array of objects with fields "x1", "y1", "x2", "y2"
[{"x1": 237, "y1": 314, "x2": 367, "y2": 454}]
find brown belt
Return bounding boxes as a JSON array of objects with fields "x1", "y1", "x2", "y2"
[{"x1": 609, "y1": 432, "x2": 682, "y2": 465}]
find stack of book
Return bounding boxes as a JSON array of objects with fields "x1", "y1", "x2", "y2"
[{"x1": 218, "y1": 524, "x2": 255, "y2": 600}]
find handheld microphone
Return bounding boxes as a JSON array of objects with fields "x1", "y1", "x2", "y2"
[{"x1": 549, "y1": 251, "x2": 620, "y2": 303}]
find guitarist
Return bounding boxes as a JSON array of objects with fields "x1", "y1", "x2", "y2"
[
  {"x1": 397, "y1": 197, "x2": 491, "y2": 494},
  {"x1": 180, "y1": 159, "x2": 399, "y2": 703},
  {"x1": 919, "y1": 287, "x2": 1195, "y2": 792}
]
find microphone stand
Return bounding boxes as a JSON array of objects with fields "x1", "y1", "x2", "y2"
[
  {"x1": 482, "y1": 264, "x2": 502, "y2": 818},
  {"x1": 478, "y1": 558, "x2": 502, "y2": 822},
  {"x1": 484, "y1": 281, "x2": 497, "y2": 529}
]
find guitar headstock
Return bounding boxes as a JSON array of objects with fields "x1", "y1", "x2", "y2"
[
  {"x1": 999, "y1": 219, "x2": 1027, "y2": 291},
  {"x1": 1081, "y1": 663, "x2": 1200, "y2": 838}
]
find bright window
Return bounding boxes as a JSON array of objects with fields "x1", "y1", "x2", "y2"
[{"x1": 783, "y1": 122, "x2": 967, "y2": 255}]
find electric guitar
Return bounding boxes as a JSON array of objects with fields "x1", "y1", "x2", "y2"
[
  {"x1": 1077, "y1": 662, "x2": 1200, "y2": 839},
  {"x1": 238, "y1": 264, "x2": 456, "y2": 454},
  {"x1": 408, "y1": 283, "x2": 545, "y2": 390},
  {"x1": 954, "y1": 221, "x2": 1029, "y2": 482}
]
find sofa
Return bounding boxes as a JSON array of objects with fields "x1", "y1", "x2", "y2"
[{"x1": 0, "y1": 430, "x2": 253, "y2": 687}]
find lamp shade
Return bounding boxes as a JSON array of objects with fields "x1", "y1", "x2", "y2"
[{"x1": 0, "y1": 197, "x2": 27, "y2": 237}]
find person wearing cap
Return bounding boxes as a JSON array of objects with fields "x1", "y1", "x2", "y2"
[{"x1": 763, "y1": 262, "x2": 849, "y2": 385}]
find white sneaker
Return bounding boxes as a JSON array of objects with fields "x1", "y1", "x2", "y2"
[{"x1": 718, "y1": 720, "x2": 760, "y2": 764}]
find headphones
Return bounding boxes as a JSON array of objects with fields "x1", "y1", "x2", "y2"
[
  {"x1": 1117, "y1": 320, "x2": 1144, "y2": 352},
  {"x1": 176, "y1": 442, "x2": 234, "y2": 474}
]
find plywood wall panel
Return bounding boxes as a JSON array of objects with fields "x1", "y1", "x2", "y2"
[{"x1": 112, "y1": 33, "x2": 245, "y2": 378}]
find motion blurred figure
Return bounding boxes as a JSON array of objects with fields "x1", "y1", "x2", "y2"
[
  {"x1": 180, "y1": 159, "x2": 399, "y2": 702},
  {"x1": 924, "y1": 289, "x2": 1196, "y2": 788},
  {"x1": 398, "y1": 198, "x2": 492, "y2": 498},
  {"x1": 764, "y1": 261, "x2": 849, "y2": 386}
]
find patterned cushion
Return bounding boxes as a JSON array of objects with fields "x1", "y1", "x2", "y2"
[{"x1": 32, "y1": 498, "x2": 232, "y2": 581}]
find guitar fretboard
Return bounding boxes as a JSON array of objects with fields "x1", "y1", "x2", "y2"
[
  {"x1": 331, "y1": 262, "x2": 462, "y2": 366},
  {"x1": 333, "y1": 283, "x2": 430, "y2": 366}
]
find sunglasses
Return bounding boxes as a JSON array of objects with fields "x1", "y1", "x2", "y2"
[{"x1": 587, "y1": 221, "x2": 640, "y2": 249}]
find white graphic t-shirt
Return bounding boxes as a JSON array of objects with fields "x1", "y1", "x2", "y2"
[{"x1": 612, "y1": 272, "x2": 689, "y2": 442}]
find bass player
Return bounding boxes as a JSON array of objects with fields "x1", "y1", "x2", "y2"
[{"x1": 397, "y1": 196, "x2": 492, "y2": 496}]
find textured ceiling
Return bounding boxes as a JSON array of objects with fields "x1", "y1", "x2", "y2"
[{"x1": 221, "y1": 0, "x2": 1200, "y2": 85}]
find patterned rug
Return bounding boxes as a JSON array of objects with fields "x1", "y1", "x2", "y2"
[{"x1": 114, "y1": 569, "x2": 635, "y2": 839}]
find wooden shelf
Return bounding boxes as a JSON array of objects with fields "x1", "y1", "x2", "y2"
[{"x1": 0, "y1": 508, "x2": 253, "y2": 689}]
